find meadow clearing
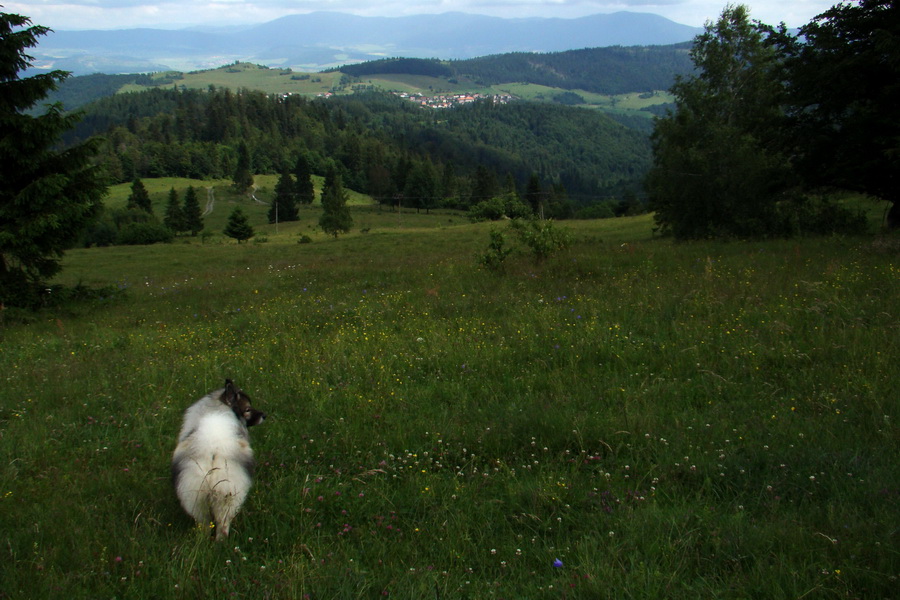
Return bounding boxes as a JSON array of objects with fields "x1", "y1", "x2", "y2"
[{"x1": 0, "y1": 199, "x2": 897, "y2": 598}]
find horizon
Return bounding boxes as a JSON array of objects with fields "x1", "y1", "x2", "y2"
[{"x1": 8, "y1": 1, "x2": 839, "y2": 32}]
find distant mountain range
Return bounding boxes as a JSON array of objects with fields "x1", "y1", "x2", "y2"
[{"x1": 30, "y1": 11, "x2": 702, "y2": 75}]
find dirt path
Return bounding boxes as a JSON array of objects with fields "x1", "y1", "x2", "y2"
[{"x1": 202, "y1": 187, "x2": 215, "y2": 216}]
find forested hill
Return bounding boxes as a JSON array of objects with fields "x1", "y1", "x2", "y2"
[
  {"x1": 66, "y1": 87, "x2": 650, "y2": 211},
  {"x1": 332, "y1": 44, "x2": 694, "y2": 95},
  {"x1": 43, "y1": 43, "x2": 692, "y2": 113}
]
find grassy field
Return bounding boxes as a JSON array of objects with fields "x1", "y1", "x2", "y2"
[
  {"x1": 120, "y1": 64, "x2": 346, "y2": 96},
  {"x1": 1, "y1": 204, "x2": 898, "y2": 598},
  {"x1": 108, "y1": 175, "x2": 378, "y2": 238}
]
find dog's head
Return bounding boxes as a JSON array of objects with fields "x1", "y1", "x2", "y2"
[{"x1": 221, "y1": 379, "x2": 266, "y2": 427}]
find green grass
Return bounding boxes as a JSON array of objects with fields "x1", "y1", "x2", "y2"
[
  {"x1": 1, "y1": 208, "x2": 898, "y2": 598},
  {"x1": 109, "y1": 175, "x2": 378, "y2": 238},
  {"x1": 120, "y1": 63, "x2": 346, "y2": 96}
]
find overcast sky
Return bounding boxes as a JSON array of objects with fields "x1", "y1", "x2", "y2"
[{"x1": 9, "y1": 1, "x2": 841, "y2": 31}]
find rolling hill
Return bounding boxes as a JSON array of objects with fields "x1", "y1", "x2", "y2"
[{"x1": 30, "y1": 11, "x2": 701, "y2": 75}]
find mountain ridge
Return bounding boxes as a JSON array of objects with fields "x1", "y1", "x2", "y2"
[{"x1": 31, "y1": 11, "x2": 701, "y2": 75}]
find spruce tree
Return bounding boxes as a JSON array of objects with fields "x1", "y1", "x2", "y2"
[
  {"x1": 319, "y1": 166, "x2": 353, "y2": 238},
  {"x1": 182, "y1": 185, "x2": 204, "y2": 236},
  {"x1": 127, "y1": 178, "x2": 152, "y2": 213},
  {"x1": 293, "y1": 153, "x2": 315, "y2": 205},
  {"x1": 163, "y1": 187, "x2": 184, "y2": 233},
  {"x1": 268, "y1": 169, "x2": 299, "y2": 224},
  {"x1": 1, "y1": 10, "x2": 107, "y2": 306},
  {"x1": 525, "y1": 173, "x2": 544, "y2": 216},
  {"x1": 223, "y1": 207, "x2": 254, "y2": 243},
  {"x1": 232, "y1": 141, "x2": 254, "y2": 194}
]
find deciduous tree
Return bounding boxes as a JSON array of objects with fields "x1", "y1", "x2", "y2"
[
  {"x1": 774, "y1": 0, "x2": 899, "y2": 228},
  {"x1": 646, "y1": 4, "x2": 790, "y2": 238}
]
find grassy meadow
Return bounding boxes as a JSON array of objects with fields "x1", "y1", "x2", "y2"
[{"x1": 1, "y1": 200, "x2": 898, "y2": 598}]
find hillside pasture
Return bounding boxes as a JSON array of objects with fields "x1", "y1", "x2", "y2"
[
  {"x1": 0, "y1": 209, "x2": 897, "y2": 598},
  {"x1": 120, "y1": 63, "x2": 345, "y2": 96},
  {"x1": 107, "y1": 175, "x2": 377, "y2": 239}
]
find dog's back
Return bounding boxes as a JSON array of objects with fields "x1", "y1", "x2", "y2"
[{"x1": 172, "y1": 380, "x2": 264, "y2": 540}]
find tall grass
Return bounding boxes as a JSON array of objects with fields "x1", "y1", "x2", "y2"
[{"x1": 1, "y1": 212, "x2": 897, "y2": 598}]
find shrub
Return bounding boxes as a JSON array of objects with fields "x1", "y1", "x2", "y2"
[
  {"x1": 478, "y1": 228, "x2": 514, "y2": 271},
  {"x1": 509, "y1": 218, "x2": 572, "y2": 262},
  {"x1": 775, "y1": 195, "x2": 869, "y2": 236},
  {"x1": 116, "y1": 222, "x2": 174, "y2": 245},
  {"x1": 468, "y1": 197, "x2": 507, "y2": 222},
  {"x1": 469, "y1": 197, "x2": 532, "y2": 222}
]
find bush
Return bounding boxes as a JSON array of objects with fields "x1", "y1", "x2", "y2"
[
  {"x1": 775, "y1": 195, "x2": 869, "y2": 236},
  {"x1": 80, "y1": 220, "x2": 118, "y2": 247},
  {"x1": 469, "y1": 197, "x2": 532, "y2": 222},
  {"x1": 116, "y1": 222, "x2": 174, "y2": 245},
  {"x1": 468, "y1": 198, "x2": 508, "y2": 222},
  {"x1": 478, "y1": 228, "x2": 514, "y2": 271},
  {"x1": 510, "y1": 218, "x2": 572, "y2": 262},
  {"x1": 574, "y1": 202, "x2": 616, "y2": 220}
]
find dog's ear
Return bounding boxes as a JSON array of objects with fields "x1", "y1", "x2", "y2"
[{"x1": 221, "y1": 379, "x2": 239, "y2": 408}]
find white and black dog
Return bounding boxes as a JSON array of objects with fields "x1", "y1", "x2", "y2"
[{"x1": 171, "y1": 379, "x2": 266, "y2": 540}]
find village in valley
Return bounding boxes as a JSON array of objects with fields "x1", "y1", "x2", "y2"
[
  {"x1": 311, "y1": 90, "x2": 515, "y2": 108},
  {"x1": 394, "y1": 91, "x2": 515, "y2": 108}
]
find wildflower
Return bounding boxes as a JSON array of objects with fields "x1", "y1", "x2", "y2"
[{"x1": 553, "y1": 558, "x2": 564, "y2": 568}]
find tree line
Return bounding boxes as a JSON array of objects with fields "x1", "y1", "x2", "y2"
[
  {"x1": 331, "y1": 45, "x2": 694, "y2": 96},
  {"x1": 63, "y1": 84, "x2": 650, "y2": 216},
  {"x1": 648, "y1": 1, "x2": 898, "y2": 238}
]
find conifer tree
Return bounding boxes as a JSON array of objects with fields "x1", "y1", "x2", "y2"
[
  {"x1": 293, "y1": 153, "x2": 315, "y2": 205},
  {"x1": 268, "y1": 169, "x2": 299, "y2": 224},
  {"x1": 471, "y1": 165, "x2": 498, "y2": 204},
  {"x1": 163, "y1": 187, "x2": 184, "y2": 233},
  {"x1": 223, "y1": 207, "x2": 254, "y2": 243},
  {"x1": 127, "y1": 178, "x2": 152, "y2": 213},
  {"x1": 319, "y1": 166, "x2": 353, "y2": 238},
  {"x1": 440, "y1": 162, "x2": 457, "y2": 204},
  {"x1": 1, "y1": 10, "x2": 107, "y2": 306},
  {"x1": 232, "y1": 141, "x2": 254, "y2": 194},
  {"x1": 525, "y1": 173, "x2": 544, "y2": 217},
  {"x1": 182, "y1": 185, "x2": 204, "y2": 236}
]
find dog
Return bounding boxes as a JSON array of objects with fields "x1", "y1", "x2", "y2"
[{"x1": 171, "y1": 379, "x2": 266, "y2": 540}]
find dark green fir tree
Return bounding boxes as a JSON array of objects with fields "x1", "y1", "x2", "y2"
[
  {"x1": 232, "y1": 141, "x2": 254, "y2": 194},
  {"x1": 293, "y1": 153, "x2": 316, "y2": 205},
  {"x1": 182, "y1": 185, "x2": 204, "y2": 236},
  {"x1": 268, "y1": 169, "x2": 299, "y2": 224},
  {"x1": 1, "y1": 10, "x2": 107, "y2": 306},
  {"x1": 319, "y1": 166, "x2": 353, "y2": 238},
  {"x1": 127, "y1": 178, "x2": 152, "y2": 213},
  {"x1": 223, "y1": 207, "x2": 254, "y2": 243},
  {"x1": 163, "y1": 187, "x2": 184, "y2": 233}
]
